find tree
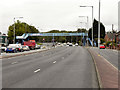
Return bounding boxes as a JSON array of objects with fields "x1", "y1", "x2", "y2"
[{"x1": 8, "y1": 20, "x2": 39, "y2": 43}]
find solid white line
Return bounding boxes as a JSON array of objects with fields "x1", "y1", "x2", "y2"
[
  {"x1": 100, "y1": 55, "x2": 118, "y2": 71},
  {"x1": 34, "y1": 69, "x2": 41, "y2": 73},
  {"x1": 53, "y1": 61, "x2": 56, "y2": 64}
]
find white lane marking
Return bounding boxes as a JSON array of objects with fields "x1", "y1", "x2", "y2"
[
  {"x1": 11, "y1": 62, "x2": 18, "y2": 64},
  {"x1": 34, "y1": 69, "x2": 41, "y2": 73},
  {"x1": 100, "y1": 55, "x2": 119, "y2": 71},
  {"x1": 53, "y1": 61, "x2": 56, "y2": 64}
]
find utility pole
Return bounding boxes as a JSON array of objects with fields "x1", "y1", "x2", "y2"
[
  {"x1": 98, "y1": 0, "x2": 101, "y2": 49},
  {"x1": 13, "y1": 18, "x2": 15, "y2": 44},
  {"x1": 13, "y1": 17, "x2": 23, "y2": 44},
  {"x1": 80, "y1": 6, "x2": 94, "y2": 47}
]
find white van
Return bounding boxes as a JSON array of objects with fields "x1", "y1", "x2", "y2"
[{"x1": 8, "y1": 44, "x2": 23, "y2": 52}]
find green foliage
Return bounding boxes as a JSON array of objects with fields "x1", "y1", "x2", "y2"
[
  {"x1": 106, "y1": 41, "x2": 111, "y2": 47},
  {"x1": 100, "y1": 38, "x2": 105, "y2": 44},
  {"x1": 8, "y1": 20, "x2": 39, "y2": 43},
  {"x1": 37, "y1": 43, "x2": 43, "y2": 45}
]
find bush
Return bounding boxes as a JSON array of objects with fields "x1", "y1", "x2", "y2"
[
  {"x1": 106, "y1": 41, "x2": 111, "y2": 47},
  {"x1": 37, "y1": 43, "x2": 43, "y2": 45}
]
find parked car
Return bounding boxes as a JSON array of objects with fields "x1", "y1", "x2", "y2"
[
  {"x1": 35, "y1": 44, "x2": 41, "y2": 49},
  {"x1": 100, "y1": 45, "x2": 105, "y2": 49},
  {"x1": 75, "y1": 43, "x2": 79, "y2": 46},
  {"x1": 22, "y1": 45, "x2": 30, "y2": 51},
  {"x1": 6, "y1": 46, "x2": 17, "y2": 53},
  {"x1": 8, "y1": 44, "x2": 24, "y2": 52},
  {"x1": 69, "y1": 43, "x2": 73, "y2": 46},
  {"x1": 1, "y1": 47, "x2": 7, "y2": 52},
  {"x1": 63, "y1": 43, "x2": 67, "y2": 46}
]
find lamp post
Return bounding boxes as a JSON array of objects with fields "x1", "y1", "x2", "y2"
[
  {"x1": 79, "y1": 16, "x2": 89, "y2": 29},
  {"x1": 13, "y1": 17, "x2": 23, "y2": 44},
  {"x1": 80, "y1": 6, "x2": 94, "y2": 47},
  {"x1": 79, "y1": 16, "x2": 89, "y2": 46},
  {"x1": 98, "y1": 0, "x2": 101, "y2": 49}
]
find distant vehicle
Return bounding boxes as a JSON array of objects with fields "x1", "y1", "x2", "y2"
[
  {"x1": 75, "y1": 43, "x2": 79, "y2": 46},
  {"x1": 57, "y1": 43, "x2": 62, "y2": 46},
  {"x1": 6, "y1": 46, "x2": 17, "y2": 53},
  {"x1": 69, "y1": 43, "x2": 73, "y2": 46},
  {"x1": 8, "y1": 44, "x2": 24, "y2": 52},
  {"x1": 23, "y1": 40, "x2": 36, "y2": 50},
  {"x1": 22, "y1": 45, "x2": 30, "y2": 51},
  {"x1": 73, "y1": 44, "x2": 75, "y2": 47},
  {"x1": 1, "y1": 47, "x2": 7, "y2": 52},
  {"x1": 63, "y1": 43, "x2": 67, "y2": 46},
  {"x1": 57, "y1": 43, "x2": 61, "y2": 45},
  {"x1": 35, "y1": 44, "x2": 41, "y2": 49},
  {"x1": 67, "y1": 42, "x2": 70, "y2": 45},
  {"x1": 100, "y1": 45, "x2": 105, "y2": 49}
]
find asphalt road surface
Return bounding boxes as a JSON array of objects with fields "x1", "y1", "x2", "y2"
[
  {"x1": 91, "y1": 48, "x2": 119, "y2": 69},
  {"x1": 2, "y1": 46, "x2": 99, "y2": 88}
]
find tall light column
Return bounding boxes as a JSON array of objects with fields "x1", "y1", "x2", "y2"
[
  {"x1": 80, "y1": 6, "x2": 94, "y2": 47},
  {"x1": 13, "y1": 17, "x2": 23, "y2": 44},
  {"x1": 98, "y1": 0, "x2": 101, "y2": 48}
]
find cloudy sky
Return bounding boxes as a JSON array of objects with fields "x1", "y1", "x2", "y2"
[{"x1": 0, "y1": 0, "x2": 119, "y2": 34}]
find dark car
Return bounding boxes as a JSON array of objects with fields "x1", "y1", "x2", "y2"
[{"x1": 6, "y1": 46, "x2": 17, "y2": 53}]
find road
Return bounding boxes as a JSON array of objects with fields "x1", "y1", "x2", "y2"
[
  {"x1": 2, "y1": 46, "x2": 99, "y2": 88},
  {"x1": 91, "y1": 48, "x2": 119, "y2": 69}
]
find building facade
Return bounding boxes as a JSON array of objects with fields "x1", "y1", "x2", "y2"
[
  {"x1": 0, "y1": 32, "x2": 8, "y2": 47},
  {"x1": 116, "y1": 31, "x2": 120, "y2": 49}
]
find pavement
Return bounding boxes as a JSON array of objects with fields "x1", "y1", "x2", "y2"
[
  {"x1": 2, "y1": 46, "x2": 99, "y2": 88},
  {"x1": 88, "y1": 48, "x2": 119, "y2": 88}
]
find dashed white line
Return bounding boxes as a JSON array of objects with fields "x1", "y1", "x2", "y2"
[
  {"x1": 11, "y1": 62, "x2": 18, "y2": 64},
  {"x1": 53, "y1": 61, "x2": 56, "y2": 64},
  {"x1": 34, "y1": 69, "x2": 41, "y2": 73}
]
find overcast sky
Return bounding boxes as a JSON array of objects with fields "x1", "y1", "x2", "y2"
[{"x1": 0, "y1": 0, "x2": 119, "y2": 34}]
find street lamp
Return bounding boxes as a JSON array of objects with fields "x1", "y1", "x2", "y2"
[
  {"x1": 13, "y1": 17, "x2": 23, "y2": 44},
  {"x1": 98, "y1": 0, "x2": 101, "y2": 49},
  {"x1": 80, "y1": 5, "x2": 94, "y2": 47},
  {"x1": 79, "y1": 16, "x2": 89, "y2": 30},
  {"x1": 79, "y1": 16, "x2": 89, "y2": 46}
]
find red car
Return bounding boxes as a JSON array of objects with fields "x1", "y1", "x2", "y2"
[{"x1": 99, "y1": 45, "x2": 105, "y2": 49}]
